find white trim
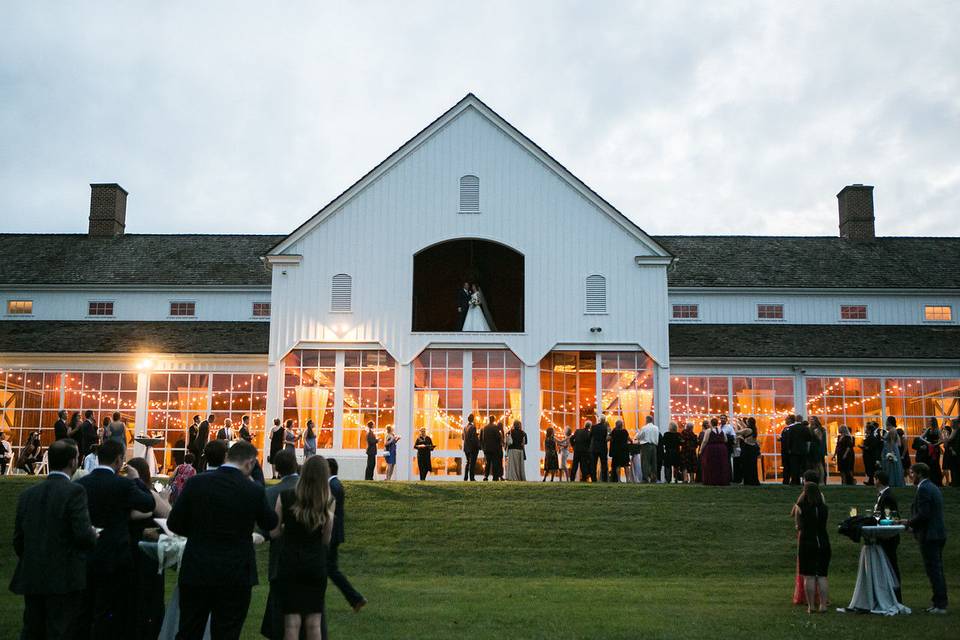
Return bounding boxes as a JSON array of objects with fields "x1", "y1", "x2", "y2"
[
  {"x1": 1, "y1": 284, "x2": 270, "y2": 292},
  {"x1": 671, "y1": 303, "x2": 700, "y2": 321},
  {"x1": 264, "y1": 255, "x2": 303, "y2": 267},
  {"x1": 634, "y1": 256, "x2": 674, "y2": 266},
  {"x1": 667, "y1": 286, "x2": 960, "y2": 295},
  {"x1": 268, "y1": 94, "x2": 671, "y2": 258},
  {"x1": 86, "y1": 299, "x2": 117, "y2": 318},
  {"x1": 167, "y1": 300, "x2": 197, "y2": 318},
  {"x1": 755, "y1": 302, "x2": 785, "y2": 321}
]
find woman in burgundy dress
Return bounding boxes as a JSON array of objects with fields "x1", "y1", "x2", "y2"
[
  {"x1": 700, "y1": 422, "x2": 731, "y2": 485},
  {"x1": 678, "y1": 423, "x2": 699, "y2": 483}
]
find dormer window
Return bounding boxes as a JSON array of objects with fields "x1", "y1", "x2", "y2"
[
  {"x1": 672, "y1": 304, "x2": 699, "y2": 320},
  {"x1": 757, "y1": 304, "x2": 783, "y2": 320},
  {"x1": 88, "y1": 301, "x2": 115, "y2": 317},
  {"x1": 459, "y1": 175, "x2": 480, "y2": 213},
  {"x1": 840, "y1": 305, "x2": 867, "y2": 321},
  {"x1": 924, "y1": 305, "x2": 952, "y2": 322},
  {"x1": 6, "y1": 300, "x2": 32, "y2": 315}
]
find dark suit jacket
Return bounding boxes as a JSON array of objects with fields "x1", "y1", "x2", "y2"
[
  {"x1": 167, "y1": 466, "x2": 278, "y2": 587},
  {"x1": 463, "y1": 423, "x2": 480, "y2": 454},
  {"x1": 366, "y1": 430, "x2": 378, "y2": 455},
  {"x1": 197, "y1": 421, "x2": 211, "y2": 449},
  {"x1": 874, "y1": 487, "x2": 900, "y2": 518},
  {"x1": 786, "y1": 423, "x2": 812, "y2": 456},
  {"x1": 79, "y1": 419, "x2": 98, "y2": 456},
  {"x1": 590, "y1": 421, "x2": 609, "y2": 454},
  {"x1": 263, "y1": 473, "x2": 299, "y2": 581},
  {"x1": 480, "y1": 424, "x2": 502, "y2": 453},
  {"x1": 609, "y1": 427, "x2": 630, "y2": 462},
  {"x1": 216, "y1": 427, "x2": 233, "y2": 440},
  {"x1": 188, "y1": 423, "x2": 199, "y2": 451},
  {"x1": 456, "y1": 287, "x2": 471, "y2": 322},
  {"x1": 908, "y1": 480, "x2": 947, "y2": 543},
  {"x1": 862, "y1": 433, "x2": 883, "y2": 462},
  {"x1": 239, "y1": 424, "x2": 253, "y2": 442},
  {"x1": 572, "y1": 427, "x2": 591, "y2": 454},
  {"x1": 330, "y1": 476, "x2": 346, "y2": 546},
  {"x1": 11, "y1": 474, "x2": 97, "y2": 595},
  {"x1": 53, "y1": 419, "x2": 68, "y2": 441},
  {"x1": 76, "y1": 468, "x2": 155, "y2": 575}
]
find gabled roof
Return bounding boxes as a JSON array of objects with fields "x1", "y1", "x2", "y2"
[
  {"x1": 0, "y1": 234, "x2": 283, "y2": 286},
  {"x1": 268, "y1": 93, "x2": 671, "y2": 258},
  {"x1": 656, "y1": 235, "x2": 960, "y2": 289}
]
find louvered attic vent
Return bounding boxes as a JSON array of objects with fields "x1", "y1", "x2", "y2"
[
  {"x1": 331, "y1": 274, "x2": 352, "y2": 312},
  {"x1": 585, "y1": 275, "x2": 607, "y2": 313},
  {"x1": 459, "y1": 175, "x2": 480, "y2": 213}
]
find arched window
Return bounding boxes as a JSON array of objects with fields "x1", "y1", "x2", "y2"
[
  {"x1": 331, "y1": 274, "x2": 352, "y2": 312},
  {"x1": 585, "y1": 274, "x2": 607, "y2": 314},
  {"x1": 459, "y1": 175, "x2": 480, "y2": 213}
]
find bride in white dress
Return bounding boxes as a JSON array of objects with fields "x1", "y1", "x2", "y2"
[{"x1": 461, "y1": 284, "x2": 496, "y2": 331}]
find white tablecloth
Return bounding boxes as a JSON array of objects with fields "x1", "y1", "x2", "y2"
[{"x1": 845, "y1": 526, "x2": 911, "y2": 615}]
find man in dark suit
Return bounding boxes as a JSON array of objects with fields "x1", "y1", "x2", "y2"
[
  {"x1": 903, "y1": 463, "x2": 948, "y2": 613},
  {"x1": 872, "y1": 471, "x2": 903, "y2": 602},
  {"x1": 259, "y1": 449, "x2": 299, "y2": 640},
  {"x1": 217, "y1": 417, "x2": 236, "y2": 442},
  {"x1": 590, "y1": 418, "x2": 610, "y2": 482},
  {"x1": 76, "y1": 438, "x2": 155, "y2": 638},
  {"x1": 168, "y1": 440, "x2": 278, "y2": 639},
  {"x1": 202, "y1": 439, "x2": 229, "y2": 472},
  {"x1": 364, "y1": 421, "x2": 378, "y2": 480},
  {"x1": 785, "y1": 418, "x2": 812, "y2": 485},
  {"x1": 268, "y1": 418, "x2": 285, "y2": 478},
  {"x1": 480, "y1": 416, "x2": 503, "y2": 481},
  {"x1": 78, "y1": 409, "x2": 99, "y2": 457},
  {"x1": 196, "y1": 414, "x2": 213, "y2": 469},
  {"x1": 53, "y1": 409, "x2": 69, "y2": 441},
  {"x1": 570, "y1": 421, "x2": 593, "y2": 482},
  {"x1": 463, "y1": 414, "x2": 480, "y2": 481},
  {"x1": 456, "y1": 282, "x2": 471, "y2": 330},
  {"x1": 10, "y1": 439, "x2": 98, "y2": 639},
  {"x1": 187, "y1": 414, "x2": 201, "y2": 467},
  {"x1": 861, "y1": 423, "x2": 883, "y2": 486},
  {"x1": 779, "y1": 415, "x2": 794, "y2": 484},
  {"x1": 327, "y1": 458, "x2": 366, "y2": 617},
  {"x1": 239, "y1": 414, "x2": 254, "y2": 443}
]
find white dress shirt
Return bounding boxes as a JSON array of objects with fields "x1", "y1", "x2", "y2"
[
  {"x1": 83, "y1": 453, "x2": 99, "y2": 473},
  {"x1": 640, "y1": 423, "x2": 660, "y2": 445}
]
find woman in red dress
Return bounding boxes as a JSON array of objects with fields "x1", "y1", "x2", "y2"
[{"x1": 700, "y1": 421, "x2": 731, "y2": 485}]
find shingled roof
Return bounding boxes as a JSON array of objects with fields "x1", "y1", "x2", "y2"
[
  {"x1": 655, "y1": 236, "x2": 960, "y2": 289},
  {"x1": 669, "y1": 324, "x2": 960, "y2": 360},
  {"x1": 0, "y1": 321, "x2": 270, "y2": 354},
  {"x1": 0, "y1": 234, "x2": 284, "y2": 286}
]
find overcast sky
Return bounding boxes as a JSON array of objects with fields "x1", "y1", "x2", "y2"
[{"x1": 2, "y1": 1, "x2": 958, "y2": 237}]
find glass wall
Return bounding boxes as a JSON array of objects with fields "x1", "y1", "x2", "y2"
[
  {"x1": 540, "y1": 351, "x2": 654, "y2": 451},
  {"x1": 282, "y1": 350, "x2": 337, "y2": 449},
  {"x1": 413, "y1": 350, "x2": 464, "y2": 476},
  {"x1": 342, "y1": 351, "x2": 396, "y2": 449},
  {"x1": 471, "y1": 350, "x2": 523, "y2": 426}
]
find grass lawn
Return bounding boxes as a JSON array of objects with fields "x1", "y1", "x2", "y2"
[{"x1": 0, "y1": 477, "x2": 956, "y2": 639}]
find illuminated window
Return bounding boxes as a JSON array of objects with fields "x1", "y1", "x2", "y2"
[
  {"x1": 840, "y1": 305, "x2": 867, "y2": 321},
  {"x1": 169, "y1": 301, "x2": 196, "y2": 317},
  {"x1": 282, "y1": 350, "x2": 336, "y2": 449},
  {"x1": 6, "y1": 300, "x2": 32, "y2": 315},
  {"x1": 757, "y1": 304, "x2": 784, "y2": 320},
  {"x1": 585, "y1": 275, "x2": 607, "y2": 313},
  {"x1": 252, "y1": 302, "x2": 271, "y2": 318},
  {"x1": 342, "y1": 351, "x2": 396, "y2": 449},
  {"x1": 672, "y1": 304, "x2": 699, "y2": 320},
  {"x1": 459, "y1": 175, "x2": 479, "y2": 213},
  {"x1": 88, "y1": 301, "x2": 114, "y2": 316},
  {"x1": 924, "y1": 305, "x2": 952, "y2": 322},
  {"x1": 413, "y1": 350, "x2": 464, "y2": 453}
]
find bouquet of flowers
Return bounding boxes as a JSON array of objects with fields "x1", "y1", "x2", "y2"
[
  {"x1": 469, "y1": 292, "x2": 481, "y2": 307},
  {"x1": 885, "y1": 452, "x2": 896, "y2": 462}
]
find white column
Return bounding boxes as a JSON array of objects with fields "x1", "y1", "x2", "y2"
[
  {"x1": 462, "y1": 351, "x2": 473, "y2": 479},
  {"x1": 333, "y1": 351, "x2": 345, "y2": 448},
  {"x1": 133, "y1": 371, "x2": 150, "y2": 458},
  {"x1": 264, "y1": 358, "x2": 281, "y2": 474},
  {"x1": 654, "y1": 363, "x2": 671, "y2": 433},
  {"x1": 394, "y1": 362, "x2": 413, "y2": 481},
  {"x1": 522, "y1": 362, "x2": 541, "y2": 481}
]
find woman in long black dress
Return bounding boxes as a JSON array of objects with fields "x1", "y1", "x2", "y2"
[
  {"x1": 125, "y1": 457, "x2": 171, "y2": 639},
  {"x1": 543, "y1": 427, "x2": 559, "y2": 482},
  {"x1": 792, "y1": 479, "x2": 831, "y2": 613},
  {"x1": 833, "y1": 425, "x2": 855, "y2": 485},
  {"x1": 660, "y1": 422, "x2": 681, "y2": 483},
  {"x1": 737, "y1": 417, "x2": 761, "y2": 485},
  {"x1": 414, "y1": 427, "x2": 435, "y2": 480},
  {"x1": 273, "y1": 455, "x2": 335, "y2": 640}
]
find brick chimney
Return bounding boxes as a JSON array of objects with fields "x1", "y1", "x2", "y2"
[
  {"x1": 88, "y1": 183, "x2": 128, "y2": 236},
  {"x1": 837, "y1": 184, "x2": 875, "y2": 241}
]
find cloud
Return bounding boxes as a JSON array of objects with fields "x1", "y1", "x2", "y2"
[{"x1": 1, "y1": 0, "x2": 957, "y2": 237}]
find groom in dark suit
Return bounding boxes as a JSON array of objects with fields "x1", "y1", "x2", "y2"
[{"x1": 456, "y1": 282, "x2": 471, "y2": 330}]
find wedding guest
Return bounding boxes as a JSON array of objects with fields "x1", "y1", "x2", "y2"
[
  {"x1": 638, "y1": 415, "x2": 660, "y2": 483},
  {"x1": 589, "y1": 417, "x2": 610, "y2": 482},
  {"x1": 100, "y1": 416, "x2": 111, "y2": 443},
  {"x1": 506, "y1": 420, "x2": 527, "y2": 481},
  {"x1": 463, "y1": 414, "x2": 480, "y2": 481},
  {"x1": 785, "y1": 417, "x2": 812, "y2": 485},
  {"x1": 557, "y1": 426, "x2": 572, "y2": 481},
  {"x1": 239, "y1": 414, "x2": 254, "y2": 443},
  {"x1": 10, "y1": 439, "x2": 98, "y2": 639},
  {"x1": 570, "y1": 421, "x2": 592, "y2": 482},
  {"x1": 16, "y1": 432, "x2": 41, "y2": 475},
  {"x1": 872, "y1": 470, "x2": 903, "y2": 603},
  {"x1": 187, "y1": 415, "x2": 201, "y2": 467},
  {"x1": 941, "y1": 423, "x2": 954, "y2": 486},
  {"x1": 897, "y1": 427, "x2": 912, "y2": 482},
  {"x1": 719, "y1": 414, "x2": 736, "y2": 478},
  {"x1": 66, "y1": 411, "x2": 82, "y2": 443},
  {"x1": 629, "y1": 423, "x2": 644, "y2": 483},
  {"x1": 82, "y1": 444, "x2": 99, "y2": 473},
  {"x1": 543, "y1": 426, "x2": 560, "y2": 482},
  {"x1": 914, "y1": 421, "x2": 944, "y2": 486},
  {"x1": 260, "y1": 449, "x2": 300, "y2": 640},
  {"x1": 126, "y1": 456, "x2": 170, "y2": 639},
  {"x1": 202, "y1": 439, "x2": 228, "y2": 472},
  {"x1": 270, "y1": 455, "x2": 334, "y2": 640},
  {"x1": 880, "y1": 425, "x2": 905, "y2": 488},
  {"x1": 679, "y1": 423, "x2": 699, "y2": 484},
  {"x1": 901, "y1": 463, "x2": 948, "y2": 613},
  {"x1": 268, "y1": 418, "x2": 285, "y2": 478},
  {"x1": 168, "y1": 440, "x2": 278, "y2": 638},
  {"x1": 861, "y1": 422, "x2": 883, "y2": 486},
  {"x1": 76, "y1": 439, "x2": 155, "y2": 638},
  {"x1": 78, "y1": 410, "x2": 99, "y2": 458},
  {"x1": 383, "y1": 425, "x2": 400, "y2": 481},
  {"x1": 480, "y1": 416, "x2": 503, "y2": 481},
  {"x1": 53, "y1": 409, "x2": 69, "y2": 441},
  {"x1": 792, "y1": 477, "x2": 831, "y2": 614},
  {"x1": 196, "y1": 414, "x2": 212, "y2": 470},
  {"x1": 700, "y1": 420, "x2": 730, "y2": 486},
  {"x1": 364, "y1": 421, "x2": 378, "y2": 480},
  {"x1": 778, "y1": 416, "x2": 794, "y2": 485},
  {"x1": 284, "y1": 419, "x2": 298, "y2": 453},
  {"x1": 415, "y1": 427, "x2": 435, "y2": 481},
  {"x1": 605, "y1": 420, "x2": 628, "y2": 482},
  {"x1": 327, "y1": 458, "x2": 367, "y2": 620},
  {"x1": 833, "y1": 425, "x2": 855, "y2": 485},
  {"x1": 169, "y1": 452, "x2": 197, "y2": 503},
  {"x1": 661, "y1": 422, "x2": 682, "y2": 484},
  {"x1": 807, "y1": 417, "x2": 827, "y2": 483},
  {"x1": 217, "y1": 417, "x2": 236, "y2": 442},
  {"x1": 303, "y1": 419, "x2": 317, "y2": 458},
  {"x1": 0, "y1": 431, "x2": 11, "y2": 475},
  {"x1": 106, "y1": 411, "x2": 128, "y2": 447},
  {"x1": 947, "y1": 419, "x2": 960, "y2": 488}
]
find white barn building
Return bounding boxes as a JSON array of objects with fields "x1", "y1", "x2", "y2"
[{"x1": 2, "y1": 94, "x2": 958, "y2": 480}]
